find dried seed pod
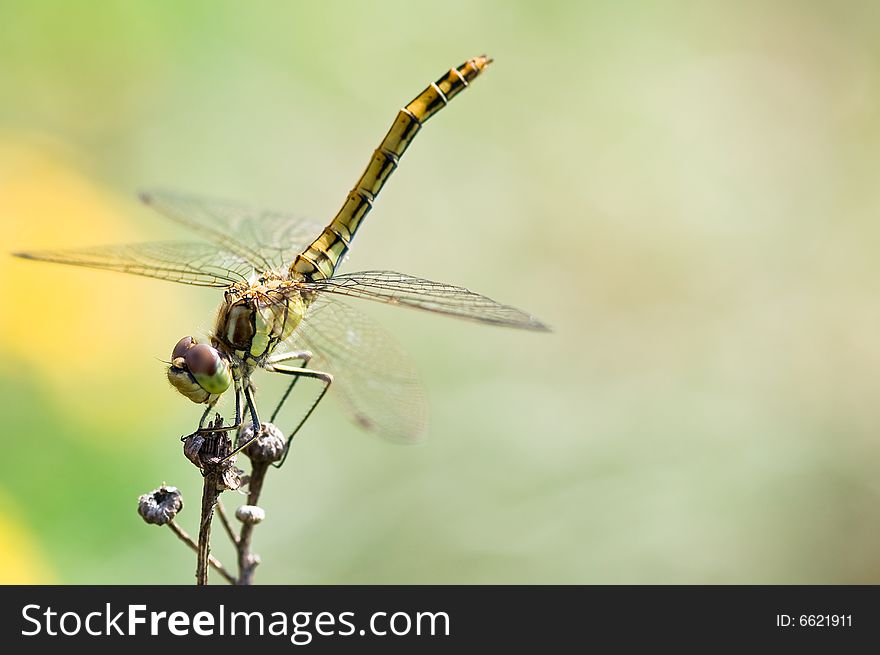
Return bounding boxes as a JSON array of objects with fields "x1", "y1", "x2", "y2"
[
  {"x1": 235, "y1": 505, "x2": 266, "y2": 525},
  {"x1": 237, "y1": 422, "x2": 286, "y2": 463},
  {"x1": 183, "y1": 432, "x2": 206, "y2": 467},
  {"x1": 137, "y1": 485, "x2": 183, "y2": 526},
  {"x1": 183, "y1": 414, "x2": 234, "y2": 470}
]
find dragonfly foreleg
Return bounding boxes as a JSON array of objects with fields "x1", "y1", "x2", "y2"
[
  {"x1": 233, "y1": 381, "x2": 242, "y2": 430},
  {"x1": 196, "y1": 403, "x2": 215, "y2": 431},
  {"x1": 264, "y1": 364, "x2": 332, "y2": 468},
  {"x1": 182, "y1": 383, "x2": 244, "y2": 442},
  {"x1": 181, "y1": 398, "x2": 224, "y2": 442},
  {"x1": 243, "y1": 382, "x2": 260, "y2": 433},
  {"x1": 183, "y1": 419, "x2": 243, "y2": 439},
  {"x1": 216, "y1": 383, "x2": 264, "y2": 463}
]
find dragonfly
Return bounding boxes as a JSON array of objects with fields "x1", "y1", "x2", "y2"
[{"x1": 14, "y1": 55, "x2": 549, "y2": 466}]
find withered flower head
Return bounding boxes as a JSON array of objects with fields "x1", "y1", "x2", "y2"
[
  {"x1": 137, "y1": 485, "x2": 183, "y2": 526},
  {"x1": 238, "y1": 422, "x2": 286, "y2": 463}
]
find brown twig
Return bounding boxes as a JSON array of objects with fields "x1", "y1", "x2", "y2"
[
  {"x1": 183, "y1": 415, "x2": 242, "y2": 586},
  {"x1": 196, "y1": 470, "x2": 222, "y2": 585},
  {"x1": 167, "y1": 519, "x2": 236, "y2": 584},
  {"x1": 231, "y1": 422, "x2": 285, "y2": 585},
  {"x1": 237, "y1": 459, "x2": 269, "y2": 585},
  {"x1": 216, "y1": 500, "x2": 240, "y2": 546},
  {"x1": 141, "y1": 421, "x2": 285, "y2": 585}
]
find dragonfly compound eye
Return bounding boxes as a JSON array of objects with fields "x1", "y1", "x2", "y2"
[
  {"x1": 184, "y1": 343, "x2": 232, "y2": 395},
  {"x1": 171, "y1": 335, "x2": 198, "y2": 360},
  {"x1": 166, "y1": 339, "x2": 231, "y2": 403}
]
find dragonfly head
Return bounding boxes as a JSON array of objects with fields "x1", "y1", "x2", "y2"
[{"x1": 166, "y1": 336, "x2": 232, "y2": 403}]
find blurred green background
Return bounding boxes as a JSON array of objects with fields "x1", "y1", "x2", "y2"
[{"x1": 2, "y1": 0, "x2": 880, "y2": 584}]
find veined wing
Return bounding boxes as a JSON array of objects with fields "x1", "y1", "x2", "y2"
[
  {"x1": 139, "y1": 190, "x2": 325, "y2": 273},
  {"x1": 287, "y1": 295, "x2": 428, "y2": 443},
  {"x1": 304, "y1": 271, "x2": 550, "y2": 331},
  {"x1": 13, "y1": 241, "x2": 253, "y2": 288}
]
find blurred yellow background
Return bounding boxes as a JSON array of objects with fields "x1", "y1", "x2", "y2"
[{"x1": 2, "y1": 0, "x2": 879, "y2": 584}]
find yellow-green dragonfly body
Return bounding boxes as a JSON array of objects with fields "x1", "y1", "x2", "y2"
[{"x1": 15, "y1": 56, "x2": 548, "y2": 460}]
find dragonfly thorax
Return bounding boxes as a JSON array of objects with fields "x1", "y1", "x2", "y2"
[{"x1": 214, "y1": 277, "x2": 307, "y2": 364}]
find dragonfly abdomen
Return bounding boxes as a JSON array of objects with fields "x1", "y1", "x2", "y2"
[{"x1": 290, "y1": 55, "x2": 493, "y2": 281}]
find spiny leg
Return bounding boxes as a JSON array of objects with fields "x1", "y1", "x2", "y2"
[
  {"x1": 218, "y1": 365, "x2": 330, "y2": 465},
  {"x1": 244, "y1": 382, "x2": 260, "y2": 432},
  {"x1": 234, "y1": 381, "x2": 242, "y2": 428},
  {"x1": 218, "y1": 383, "x2": 263, "y2": 462},
  {"x1": 266, "y1": 350, "x2": 314, "y2": 423},
  {"x1": 182, "y1": 383, "x2": 244, "y2": 442},
  {"x1": 265, "y1": 364, "x2": 332, "y2": 468},
  {"x1": 196, "y1": 402, "x2": 216, "y2": 431},
  {"x1": 182, "y1": 397, "x2": 221, "y2": 443}
]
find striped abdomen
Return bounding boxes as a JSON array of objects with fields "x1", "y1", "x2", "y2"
[{"x1": 290, "y1": 55, "x2": 493, "y2": 281}]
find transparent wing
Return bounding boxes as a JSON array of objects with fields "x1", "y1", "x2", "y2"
[
  {"x1": 139, "y1": 190, "x2": 325, "y2": 272},
  {"x1": 286, "y1": 295, "x2": 428, "y2": 443},
  {"x1": 304, "y1": 270, "x2": 550, "y2": 331},
  {"x1": 13, "y1": 241, "x2": 254, "y2": 287}
]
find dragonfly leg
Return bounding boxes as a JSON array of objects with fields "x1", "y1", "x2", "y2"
[
  {"x1": 265, "y1": 350, "x2": 314, "y2": 423},
  {"x1": 183, "y1": 420, "x2": 243, "y2": 439},
  {"x1": 266, "y1": 350, "x2": 313, "y2": 366},
  {"x1": 217, "y1": 383, "x2": 263, "y2": 463},
  {"x1": 181, "y1": 399, "x2": 223, "y2": 442},
  {"x1": 244, "y1": 382, "x2": 261, "y2": 432},
  {"x1": 196, "y1": 403, "x2": 215, "y2": 430},
  {"x1": 181, "y1": 384, "x2": 244, "y2": 442},
  {"x1": 264, "y1": 364, "x2": 332, "y2": 468},
  {"x1": 233, "y1": 381, "x2": 242, "y2": 429}
]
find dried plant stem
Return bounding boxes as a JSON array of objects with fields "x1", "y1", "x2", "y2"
[
  {"x1": 237, "y1": 460, "x2": 269, "y2": 585},
  {"x1": 142, "y1": 419, "x2": 280, "y2": 585},
  {"x1": 216, "y1": 500, "x2": 239, "y2": 546},
  {"x1": 196, "y1": 470, "x2": 223, "y2": 585},
  {"x1": 167, "y1": 519, "x2": 235, "y2": 584},
  {"x1": 184, "y1": 415, "x2": 239, "y2": 586}
]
